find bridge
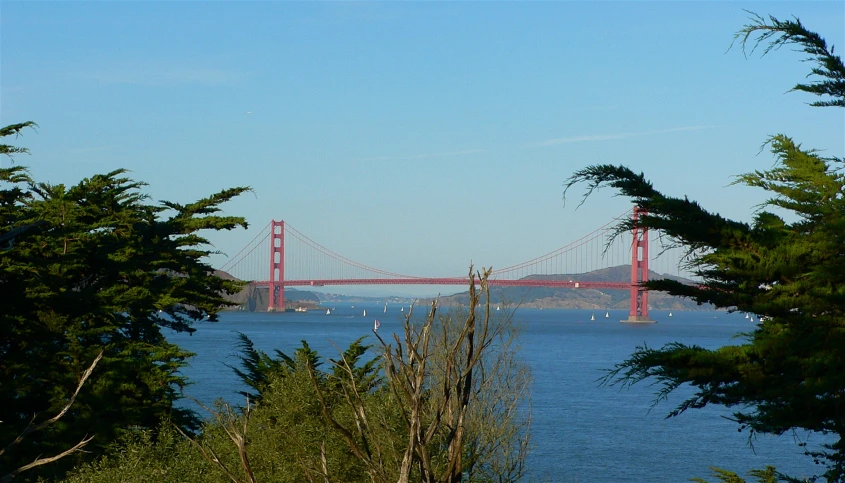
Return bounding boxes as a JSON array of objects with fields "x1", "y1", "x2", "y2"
[{"x1": 219, "y1": 207, "x2": 682, "y2": 323}]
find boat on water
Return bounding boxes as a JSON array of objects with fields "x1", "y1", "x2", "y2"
[
  {"x1": 605, "y1": 312, "x2": 609, "y2": 318},
  {"x1": 745, "y1": 313, "x2": 749, "y2": 319},
  {"x1": 326, "y1": 309, "x2": 331, "y2": 315},
  {"x1": 374, "y1": 319, "x2": 380, "y2": 331},
  {"x1": 383, "y1": 305, "x2": 387, "y2": 313},
  {"x1": 400, "y1": 307, "x2": 404, "y2": 312},
  {"x1": 363, "y1": 309, "x2": 367, "y2": 317},
  {"x1": 669, "y1": 312, "x2": 673, "y2": 317},
  {"x1": 496, "y1": 306, "x2": 501, "y2": 311},
  {"x1": 295, "y1": 307, "x2": 307, "y2": 313},
  {"x1": 590, "y1": 314, "x2": 595, "y2": 321}
]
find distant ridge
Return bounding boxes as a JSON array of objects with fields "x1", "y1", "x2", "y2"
[
  {"x1": 430, "y1": 265, "x2": 710, "y2": 311},
  {"x1": 214, "y1": 266, "x2": 711, "y2": 311},
  {"x1": 215, "y1": 270, "x2": 319, "y2": 312}
]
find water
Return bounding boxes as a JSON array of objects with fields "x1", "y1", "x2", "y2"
[{"x1": 168, "y1": 305, "x2": 825, "y2": 482}]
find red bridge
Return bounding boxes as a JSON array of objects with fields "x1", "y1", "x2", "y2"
[{"x1": 219, "y1": 207, "x2": 679, "y2": 323}]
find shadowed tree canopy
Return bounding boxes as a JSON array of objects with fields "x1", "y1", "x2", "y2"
[
  {"x1": 564, "y1": 15, "x2": 845, "y2": 483},
  {"x1": 0, "y1": 124, "x2": 250, "y2": 480}
]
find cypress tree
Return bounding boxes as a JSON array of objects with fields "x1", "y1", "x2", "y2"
[
  {"x1": 564, "y1": 15, "x2": 845, "y2": 482},
  {"x1": 0, "y1": 127, "x2": 249, "y2": 479}
]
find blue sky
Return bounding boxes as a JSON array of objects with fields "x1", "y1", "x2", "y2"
[{"x1": 2, "y1": 1, "x2": 843, "y2": 296}]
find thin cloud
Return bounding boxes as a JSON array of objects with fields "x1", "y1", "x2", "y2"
[
  {"x1": 68, "y1": 146, "x2": 113, "y2": 154},
  {"x1": 530, "y1": 125, "x2": 718, "y2": 147},
  {"x1": 81, "y1": 62, "x2": 244, "y2": 86},
  {"x1": 359, "y1": 149, "x2": 484, "y2": 162}
]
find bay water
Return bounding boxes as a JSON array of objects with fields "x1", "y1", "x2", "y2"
[{"x1": 168, "y1": 306, "x2": 824, "y2": 482}]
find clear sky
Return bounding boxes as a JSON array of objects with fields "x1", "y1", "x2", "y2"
[{"x1": 2, "y1": 1, "x2": 843, "y2": 296}]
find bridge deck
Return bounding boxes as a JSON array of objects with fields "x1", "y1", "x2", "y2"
[{"x1": 252, "y1": 278, "x2": 631, "y2": 290}]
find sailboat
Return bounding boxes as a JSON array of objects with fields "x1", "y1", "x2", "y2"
[
  {"x1": 745, "y1": 313, "x2": 749, "y2": 319},
  {"x1": 400, "y1": 307, "x2": 404, "y2": 313},
  {"x1": 374, "y1": 319, "x2": 381, "y2": 331},
  {"x1": 383, "y1": 305, "x2": 387, "y2": 313},
  {"x1": 590, "y1": 314, "x2": 595, "y2": 321},
  {"x1": 605, "y1": 312, "x2": 609, "y2": 318},
  {"x1": 750, "y1": 316, "x2": 755, "y2": 323},
  {"x1": 363, "y1": 309, "x2": 367, "y2": 317},
  {"x1": 496, "y1": 305, "x2": 501, "y2": 311},
  {"x1": 669, "y1": 312, "x2": 673, "y2": 317},
  {"x1": 326, "y1": 309, "x2": 331, "y2": 315}
]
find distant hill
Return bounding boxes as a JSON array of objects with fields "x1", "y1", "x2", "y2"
[
  {"x1": 215, "y1": 266, "x2": 711, "y2": 311},
  {"x1": 430, "y1": 266, "x2": 712, "y2": 311},
  {"x1": 215, "y1": 271, "x2": 319, "y2": 311}
]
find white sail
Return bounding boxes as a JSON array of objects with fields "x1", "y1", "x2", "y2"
[
  {"x1": 669, "y1": 312, "x2": 673, "y2": 317},
  {"x1": 326, "y1": 309, "x2": 331, "y2": 315},
  {"x1": 363, "y1": 309, "x2": 367, "y2": 317},
  {"x1": 590, "y1": 314, "x2": 595, "y2": 321},
  {"x1": 605, "y1": 312, "x2": 609, "y2": 318},
  {"x1": 374, "y1": 319, "x2": 380, "y2": 331},
  {"x1": 384, "y1": 305, "x2": 387, "y2": 313}
]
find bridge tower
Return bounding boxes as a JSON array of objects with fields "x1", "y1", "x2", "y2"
[
  {"x1": 624, "y1": 206, "x2": 655, "y2": 323},
  {"x1": 268, "y1": 220, "x2": 285, "y2": 311}
]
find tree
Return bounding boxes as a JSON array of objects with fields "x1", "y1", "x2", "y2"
[
  {"x1": 57, "y1": 273, "x2": 531, "y2": 483},
  {"x1": 1, "y1": 351, "x2": 102, "y2": 483},
  {"x1": 307, "y1": 267, "x2": 532, "y2": 483},
  {"x1": 0, "y1": 125, "x2": 249, "y2": 479},
  {"x1": 563, "y1": 15, "x2": 844, "y2": 482}
]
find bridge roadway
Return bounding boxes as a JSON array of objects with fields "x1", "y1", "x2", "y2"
[{"x1": 253, "y1": 278, "x2": 631, "y2": 290}]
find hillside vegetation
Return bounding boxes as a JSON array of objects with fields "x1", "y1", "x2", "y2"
[{"x1": 434, "y1": 266, "x2": 710, "y2": 311}]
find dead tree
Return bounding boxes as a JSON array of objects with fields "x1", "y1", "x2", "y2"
[{"x1": 308, "y1": 266, "x2": 532, "y2": 483}]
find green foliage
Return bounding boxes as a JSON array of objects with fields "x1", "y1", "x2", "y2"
[
  {"x1": 59, "y1": 425, "x2": 220, "y2": 483},
  {"x1": 0, "y1": 122, "x2": 37, "y2": 158},
  {"x1": 62, "y1": 304, "x2": 531, "y2": 483},
  {"x1": 0, "y1": 125, "x2": 249, "y2": 480},
  {"x1": 691, "y1": 466, "x2": 779, "y2": 483},
  {"x1": 61, "y1": 339, "x2": 395, "y2": 483},
  {"x1": 564, "y1": 15, "x2": 844, "y2": 483},
  {"x1": 734, "y1": 13, "x2": 844, "y2": 107},
  {"x1": 228, "y1": 332, "x2": 297, "y2": 402}
]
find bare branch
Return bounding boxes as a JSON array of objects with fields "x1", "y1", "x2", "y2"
[
  {"x1": 0, "y1": 435, "x2": 94, "y2": 483},
  {"x1": 0, "y1": 351, "x2": 103, "y2": 483},
  {"x1": 176, "y1": 398, "x2": 257, "y2": 483}
]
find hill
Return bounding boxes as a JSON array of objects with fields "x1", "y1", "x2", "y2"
[
  {"x1": 431, "y1": 266, "x2": 711, "y2": 311},
  {"x1": 215, "y1": 266, "x2": 711, "y2": 311},
  {"x1": 215, "y1": 271, "x2": 319, "y2": 311}
]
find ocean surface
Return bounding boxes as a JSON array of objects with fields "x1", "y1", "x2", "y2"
[{"x1": 167, "y1": 305, "x2": 826, "y2": 482}]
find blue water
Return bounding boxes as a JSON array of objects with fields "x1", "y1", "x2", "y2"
[{"x1": 168, "y1": 305, "x2": 825, "y2": 482}]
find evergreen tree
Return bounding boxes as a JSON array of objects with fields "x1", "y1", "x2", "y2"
[
  {"x1": 0, "y1": 126, "x2": 249, "y2": 479},
  {"x1": 564, "y1": 15, "x2": 844, "y2": 482}
]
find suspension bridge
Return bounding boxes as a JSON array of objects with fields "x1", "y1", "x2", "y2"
[{"x1": 219, "y1": 207, "x2": 685, "y2": 323}]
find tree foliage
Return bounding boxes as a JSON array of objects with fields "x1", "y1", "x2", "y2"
[
  {"x1": 61, "y1": 338, "x2": 389, "y2": 483},
  {"x1": 0, "y1": 126, "x2": 249, "y2": 480},
  {"x1": 564, "y1": 15, "x2": 844, "y2": 482},
  {"x1": 61, "y1": 272, "x2": 532, "y2": 483},
  {"x1": 692, "y1": 466, "x2": 779, "y2": 483}
]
